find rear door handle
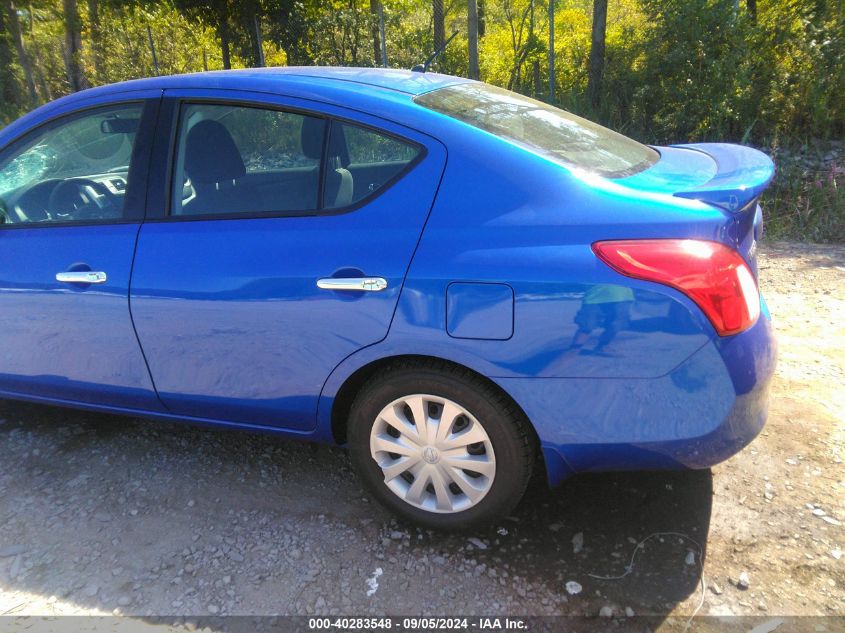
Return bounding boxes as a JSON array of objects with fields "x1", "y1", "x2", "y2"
[
  {"x1": 316, "y1": 277, "x2": 388, "y2": 292},
  {"x1": 56, "y1": 271, "x2": 108, "y2": 284}
]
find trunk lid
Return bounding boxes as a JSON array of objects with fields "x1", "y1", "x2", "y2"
[{"x1": 616, "y1": 142, "x2": 775, "y2": 277}]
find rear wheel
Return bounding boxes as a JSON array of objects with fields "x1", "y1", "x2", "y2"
[{"x1": 348, "y1": 361, "x2": 535, "y2": 530}]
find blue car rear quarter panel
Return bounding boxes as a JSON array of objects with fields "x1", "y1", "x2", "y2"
[
  {"x1": 321, "y1": 103, "x2": 776, "y2": 483},
  {"x1": 387, "y1": 118, "x2": 722, "y2": 380}
]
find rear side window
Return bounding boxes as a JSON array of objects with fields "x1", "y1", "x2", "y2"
[
  {"x1": 170, "y1": 102, "x2": 422, "y2": 217},
  {"x1": 414, "y1": 83, "x2": 658, "y2": 178},
  {"x1": 323, "y1": 121, "x2": 421, "y2": 210},
  {"x1": 171, "y1": 103, "x2": 325, "y2": 217}
]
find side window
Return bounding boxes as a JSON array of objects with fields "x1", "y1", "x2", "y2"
[
  {"x1": 171, "y1": 103, "x2": 325, "y2": 217},
  {"x1": 323, "y1": 121, "x2": 421, "y2": 210},
  {"x1": 0, "y1": 103, "x2": 143, "y2": 225}
]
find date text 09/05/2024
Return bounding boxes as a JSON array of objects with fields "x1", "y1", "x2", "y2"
[{"x1": 307, "y1": 617, "x2": 528, "y2": 630}]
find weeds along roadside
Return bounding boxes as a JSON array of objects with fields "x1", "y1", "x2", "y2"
[{"x1": 762, "y1": 140, "x2": 845, "y2": 244}]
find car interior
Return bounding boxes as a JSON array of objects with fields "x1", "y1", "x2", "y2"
[
  {"x1": 0, "y1": 110, "x2": 140, "y2": 224},
  {"x1": 174, "y1": 105, "x2": 324, "y2": 216},
  {"x1": 173, "y1": 104, "x2": 420, "y2": 216}
]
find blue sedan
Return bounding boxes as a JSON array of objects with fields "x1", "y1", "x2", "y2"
[{"x1": 0, "y1": 68, "x2": 775, "y2": 529}]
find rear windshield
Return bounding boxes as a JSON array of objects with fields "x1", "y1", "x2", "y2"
[{"x1": 414, "y1": 83, "x2": 659, "y2": 178}]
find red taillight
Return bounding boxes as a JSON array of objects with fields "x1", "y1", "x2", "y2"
[{"x1": 592, "y1": 239, "x2": 760, "y2": 336}]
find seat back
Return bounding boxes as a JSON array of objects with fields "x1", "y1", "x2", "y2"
[{"x1": 182, "y1": 120, "x2": 247, "y2": 215}]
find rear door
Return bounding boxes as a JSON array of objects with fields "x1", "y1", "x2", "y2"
[
  {"x1": 0, "y1": 94, "x2": 164, "y2": 410},
  {"x1": 129, "y1": 90, "x2": 446, "y2": 430}
]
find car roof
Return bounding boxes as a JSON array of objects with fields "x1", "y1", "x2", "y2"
[{"x1": 69, "y1": 67, "x2": 472, "y2": 101}]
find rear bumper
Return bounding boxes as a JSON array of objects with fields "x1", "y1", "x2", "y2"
[{"x1": 496, "y1": 299, "x2": 777, "y2": 487}]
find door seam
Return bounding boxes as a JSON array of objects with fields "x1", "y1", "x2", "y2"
[{"x1": 127, "y1": 90, "x2": 172, "y2": 413}]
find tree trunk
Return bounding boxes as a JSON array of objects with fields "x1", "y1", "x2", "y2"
[
  {"x1": 252, "y1": 13, "x2": 264, "y2": 67},
  {"x1": 746, "y1": 0, "x2": 756, "y2": 22},
  {"x1": 218, "y1": 15, "x2": 231, "y2": 69},
  {"x1": 369, "y1": 0, "x2": 381, "y2": 66},
  {"x1": 87, "y1": 0, "x2": 103, "y2": 82},
  {"x1": 433, "y1": 0, "x2": 444, "y2": 51},
  {"x1": 62, "y1": 0, "x2": 87, "y2": 92},
  {"x1": 467, "y1": 0, "x2": 479, "y2": 79},
  {"x1": 587, "y1": 0, "x2": 607, "y2": 108},
  {"x1": 348, "y1": 1, "x2": 358, "y2": 66},
  {"x1": 245, "y1": 12, "x2": 264, "y2": 68},
  {"x1": 0, "y1": 4, "x2": 17, "y2": 106},
  {"x1": 29, "y1": 27, "x2": 52, "y2": 102},
  {"x1": 4, "y1": 0, "x2": 36, "y2": 103},
  {"x1": 477, "y1": 0, "x2": 485, "y2": 37},
  {"x1": 529, "y1": 0, "x2": 534, "y2": 35},
  {"x1": 548, "y1": 0, "x2": 555, "y2": 102},
  {"x1": 32, "y1": 48, "x2": 52, "y2": 100}
]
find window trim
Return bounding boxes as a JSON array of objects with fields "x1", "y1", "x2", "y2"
[
  {"x1": 0, "y1": 99, "x2": 159, "y2": 230},
  {"x1": 156, "y1": 97, "x2": 427, "y2": 223}
]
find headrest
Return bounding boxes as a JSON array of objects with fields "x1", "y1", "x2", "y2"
[
  {"x1": 301, "y1": 117, "x2": 325, "y2": 160},
  {"x1": 185, "y1": 120, "x2": 245, "y2": 184},
  {"x1": 301, "y1": 118, "x2": 351, "y2": 167},
  {"x1": 328, "y1": 123, "x2": 351, "y2": 167}
]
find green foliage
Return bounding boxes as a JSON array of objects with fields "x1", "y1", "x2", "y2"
[
  {"x1": 0, "y1": 0, "x2": 841, "y2": 240},
  {"x1": 305, "y1": 0, "x2": 374, "y2": 66},
  {"x1": 21, "y1": 4, "x2": 69, "y2": 104},
  {"x1": 591, "y1": 0, "x2": 845, "y2": 143},
  {"x1": 2, "y1": 0, "x2": 842, "y2": 145},
  {"x1": 762, "y1": 143, "x2": 845, "y2": 243},
  {"x1": 96, "y1": 3, "x2": 224, "y2": 82},
  {"x1": 380, "y1": 0, "x2": 432, "y2": 69}
]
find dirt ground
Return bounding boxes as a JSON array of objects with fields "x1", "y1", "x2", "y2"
[{"x1": 0, "y1": 242, "x2": 842, "y2": 626}]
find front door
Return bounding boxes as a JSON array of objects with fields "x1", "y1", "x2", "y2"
[
  {"x1": 0, "y1": 98, "x2": 163, "y2": 410},
  {"x1": 129, "y1": 92, "x2": 446, "y2": 429}
]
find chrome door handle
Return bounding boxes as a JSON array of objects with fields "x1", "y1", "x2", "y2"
[
  {"x1": 316, "y1": 277, "x2": 388, "y2": 292},
  {"x1": 56, "y1": 271, "x2": 107, "y2": 284}
]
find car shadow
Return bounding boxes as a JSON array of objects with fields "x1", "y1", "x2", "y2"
[{"x1": 0, "y1": 400, "x2": 710, "y2": 625}]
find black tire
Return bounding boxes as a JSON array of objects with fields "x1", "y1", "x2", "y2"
[{"x1": 348, "y1": 359, "x2": 536, "y2": 530}]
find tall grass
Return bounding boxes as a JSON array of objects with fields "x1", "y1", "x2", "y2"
[{"x1": 761, "y1": 142, "x2": 845, "y2": 243}]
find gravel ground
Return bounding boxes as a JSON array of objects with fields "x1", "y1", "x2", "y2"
[{"x1": 0, "y1": 242, "x2": 842, "y2": 625}]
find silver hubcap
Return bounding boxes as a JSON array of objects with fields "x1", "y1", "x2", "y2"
[{"x1": 369, "y1": 394, "x2": 496, "y2": 514}]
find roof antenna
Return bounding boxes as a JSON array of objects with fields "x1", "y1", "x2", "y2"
[{"x1": 412, "y1": 31, "x2": 459, "y2": 73}]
